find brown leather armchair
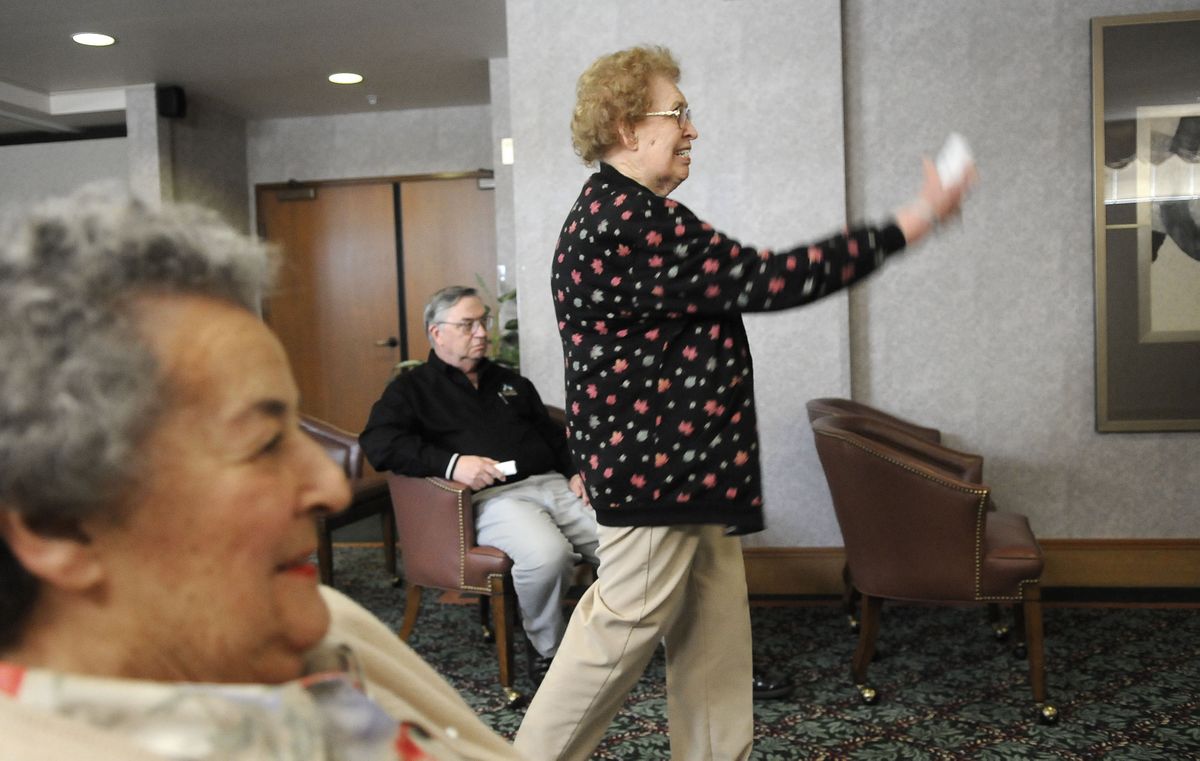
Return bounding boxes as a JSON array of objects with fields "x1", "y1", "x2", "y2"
[
  {"x1": 383, "y1": 405, "x2": 570, "y2": 707},
  {"x1": 811, "y1": 414, "x2": 1055, "y2": 723},
  {"x1": 299, "y1": 416, "x2": 396, "y2": 586},
  {"x1": 805, "y1": 397, "x2": 1013, "y2": 638},
  {"x1": 805, "y1": 398, "x2": 947, "y2": 630},
  {"x1": 385, "y1": 472, "x2": 520, "y2": 705}
]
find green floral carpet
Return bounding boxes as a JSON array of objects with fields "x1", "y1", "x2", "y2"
[{"x1": 330, "y1": 546, "x2": 1200, "y2": 759}]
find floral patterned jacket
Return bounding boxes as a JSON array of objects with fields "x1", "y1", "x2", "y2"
[{"x1": 552, "y1": 162, "x2": 907, "y2": 533}]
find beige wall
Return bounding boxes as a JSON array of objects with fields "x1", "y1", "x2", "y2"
[
  {"x1": 246, "y1": 104, "x2": 493, "y2": 187},
  {"x1": 171, "y1": 93, "x2": 250, "y2": 233},
  {"x1": 124, "y1": 85, "x2": 249, "y2": 233},
  {"x1": 502, "y1": 0, "x2": 1200, "y2": 546},
  {"x1": 0, "y1": 136, "x2": 128, "y2": 211}
]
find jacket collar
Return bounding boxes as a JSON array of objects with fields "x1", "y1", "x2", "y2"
[
  {"x1": 425, "y1": 350, "x2": 494, "y2": 387},
  {"x1": 597, "y1": 161, "x2": 652, "y2": 194}
]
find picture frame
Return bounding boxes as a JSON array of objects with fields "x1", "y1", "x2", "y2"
[{"x1": 1092, "y1": 10, "x2": 1200, "y2": 431}]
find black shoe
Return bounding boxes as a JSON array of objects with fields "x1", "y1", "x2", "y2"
[
  {"x1": 752, "y1": 668, "x2": 794, "y2": 700},
  {"x1": 529, "y1": 654, "x2": 553, "y2": 687},
  {"x1": 525, "y1": 637, "x2": 554, "y2": 687}
]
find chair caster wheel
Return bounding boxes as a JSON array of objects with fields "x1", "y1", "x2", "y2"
[
  {"x1": 1038, "y1": 704, "x2": 1059, "y2": 725},
  {"x1": 481, "y1": 625, "x2": 495, "y2": 644},
  {"x1": 856, "y1": 684, "x2": 878, "y2": 705},
  {"x1": 503, "y1": 688, "x2": 526, "y2": 709},
  {"x1": 992, "y1": 624, "x2": 1010, "y2": 642},
  {"x1": 1013, "y1": 644, "x2": 1027, "y2": 659},
  {"x1": 847, "y1": 615, "x2": 860, "y2": 633}
]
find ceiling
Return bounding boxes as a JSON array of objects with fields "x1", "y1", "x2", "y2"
[{"x1": 0, "y1": 0, "x2": 507, "y2": 142}]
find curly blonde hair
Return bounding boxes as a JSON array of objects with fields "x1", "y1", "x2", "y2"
[{"x1": 571, "y1": 45, "x2": 681, "y2": 165}]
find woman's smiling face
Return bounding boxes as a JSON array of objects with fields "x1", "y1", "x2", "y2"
[
  {"x1": 632, "y1": 74, "x2": 699, "y2": 196},
  {"x1": 84, "y1": 294, "x2": 351, "y2": 684}
]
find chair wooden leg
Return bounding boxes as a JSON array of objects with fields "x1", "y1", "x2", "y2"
[
  {"x1": 489, "y1": 574, "x2": 521, "y2": 706},
  {"x1": 988, "y1": 603, "x2": 1010, "y2": 640},
  {"x1": 316, "y1": 518, "x2": 334, "y2": 586},
  {"x1": 479, "y1": 596, "x2": 495, "y2": 642},
  {"x1": 851, "y1": 595, "x2": 882, "y2": 704},
  {"x1": 380, "y1": 508, "x2": 398, "y2": 583},
  {"x1": 842, "y1": 562, "x2": 860, "y2": 632},
  {"x1": 1011, "y1": 601, "x2": 1028, "y2": 658},
  {"x1": 1022, "y1": 585, "x2": 1052, "y2": 704},
  {"x1": 398, "y1": 583, "x2": 423, "y2": 641}
]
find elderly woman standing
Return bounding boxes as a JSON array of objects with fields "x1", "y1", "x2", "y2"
[
  {"x1": 0, "y1": 188, "x2": 523, "y2": 761},
  {"x1": 514, "y1": 46, "x2": 973, "y2": 760}
]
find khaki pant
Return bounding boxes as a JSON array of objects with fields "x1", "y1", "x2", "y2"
[{"x1": 514, "y1": 523, "x2": 753, "y2": 761}]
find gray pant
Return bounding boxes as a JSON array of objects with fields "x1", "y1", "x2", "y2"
[{"x1": 473, "y1": 472, "x2": 600, "y2": 658}]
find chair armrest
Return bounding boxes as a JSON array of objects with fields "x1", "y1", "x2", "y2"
[
  {"x1": 300, "y1": 416, "x2": 366, "y2": 480},
  {"x1": 385, "y1": 473, "x2": 476, "y2": 590},
  {"x1": 545, "y1": 404, "x2": 566, "y2": 428}
]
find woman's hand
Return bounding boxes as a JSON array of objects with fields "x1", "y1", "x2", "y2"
[
  {"x1": 569, "y1": 473, "x2": 591, "y2": 507},
  {"x1": 895, "y1": 156, "x2": 977, "y2": 246}
]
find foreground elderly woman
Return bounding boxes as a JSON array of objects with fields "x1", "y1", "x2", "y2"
[
  {"x1": 0, "y1": 188, "x2": 522, "y2": 761},
  {"x1": 514, "y1": 46, "x2": 973, "y2": 760}
]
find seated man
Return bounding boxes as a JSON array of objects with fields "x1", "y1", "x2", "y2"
[{"x1": 360, "y1": 286, "x2": 600, "y2": 683}]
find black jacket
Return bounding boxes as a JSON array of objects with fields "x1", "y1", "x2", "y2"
[{"x1": 360, "y1": 352, "x2": 573, "y2": 483}]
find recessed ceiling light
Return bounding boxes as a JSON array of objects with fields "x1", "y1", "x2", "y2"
[
  {"x1": 72, "y1": 33, "x2": 116, "y2": 47},
  {"x1": 328, "y1": 72, "x2": 364, "y2": 85}
]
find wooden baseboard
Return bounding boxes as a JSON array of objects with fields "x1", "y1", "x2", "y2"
[
  {"x1": 743, "y1": 539, "x2": 1200, "y2": 597},
  {"x1": 1037, "y1": 538, "x2": 1200, "y2": 587}
]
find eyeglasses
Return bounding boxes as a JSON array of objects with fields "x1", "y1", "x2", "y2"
[
  {"x1": 643, "y1": 106, "x2": 693, "y2": 129},
  {"x1": 435, "y1": 315, "x2": 493, "y2": 334}
]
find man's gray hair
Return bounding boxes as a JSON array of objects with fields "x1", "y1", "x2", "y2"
[
  {"x1": 0, "y1": 184, "x2": 274, "y2": 525},
  {"x1": 423, "y1": 285, "x2": 479, "y2": 331}
]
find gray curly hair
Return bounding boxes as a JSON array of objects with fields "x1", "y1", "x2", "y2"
[{"x1": 0, "y1": 184, "x2": 274, "y2": 645}]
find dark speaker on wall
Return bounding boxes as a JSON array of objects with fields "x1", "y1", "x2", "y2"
[{"x1": 155, "y1": 85, "x2": 187, "y2": 119}]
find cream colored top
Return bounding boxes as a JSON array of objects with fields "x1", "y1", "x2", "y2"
[{"x1": 0, "y1": 586, "x2": 525, "y2": 761}]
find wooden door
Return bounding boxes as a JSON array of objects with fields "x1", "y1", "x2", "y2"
[
  {"x1": 399, "y1": 178, "x2": 497, "y2": 361},
  {"x1": 258, "y1": 182, "x2": 399, "y2": 433}
]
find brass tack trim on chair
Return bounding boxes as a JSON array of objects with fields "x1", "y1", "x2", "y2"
[{"x1": 821, "y1": 430, "x2": 988, "y2": 496}]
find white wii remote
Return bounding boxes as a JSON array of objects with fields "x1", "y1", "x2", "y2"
[
  {"x1": 496, "y1": 460, "x2": 517, "y2": 476},
  {"x1": 936, "y1": 132, "x2": 973, "y2": 186}
]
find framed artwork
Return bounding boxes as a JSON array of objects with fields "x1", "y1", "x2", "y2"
[{"x1": 1092, "y1": 10, "x2": 1200, "y2": 431}]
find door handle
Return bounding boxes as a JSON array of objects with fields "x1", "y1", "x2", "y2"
[{"x1": 375, "y1": 336, "x2": 399, "y2": 348}]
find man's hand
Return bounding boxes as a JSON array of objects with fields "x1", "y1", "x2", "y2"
[
  {"x1": 568, "y1": 473, "x2": 591, "y2": 507},
  {"x1": 452, "y1": 455, "x2": 506, "y2": 490}
]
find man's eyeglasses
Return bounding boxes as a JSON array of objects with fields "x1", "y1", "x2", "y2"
[
  {"x1": 435, "y1": 315, "x2": 494, "y2": 334},
  {"x1": 643, "y1": 107, "x2": 693, "y2": 129}
]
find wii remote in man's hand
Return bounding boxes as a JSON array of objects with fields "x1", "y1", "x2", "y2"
[
  {"x1": 936, "y1": 132, "x2": 973, "y2": 186},
  {"x1": 496, "y1": 460, "x2": 517, "y2": 476}
]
